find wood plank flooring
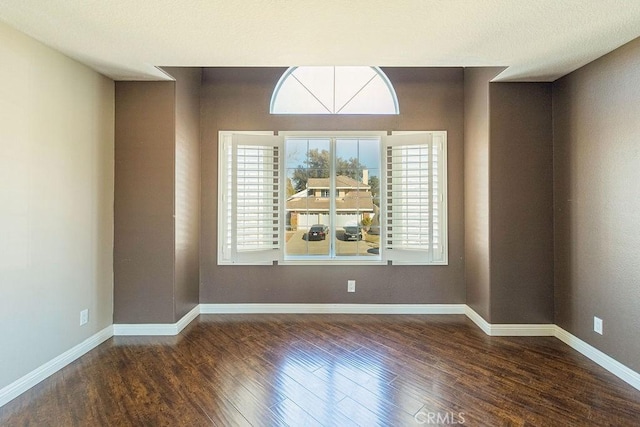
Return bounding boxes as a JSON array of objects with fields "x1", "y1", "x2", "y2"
[{"x1": 1, "y1": 314, "x2": 639, "y2": 426}]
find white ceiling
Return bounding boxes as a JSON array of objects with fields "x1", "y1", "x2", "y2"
[{"x1": 1, "y1": 0, "x2": 639, "y2": 82}]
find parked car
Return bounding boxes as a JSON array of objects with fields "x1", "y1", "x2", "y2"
[
  {"x1": 308, "y1": 224, "x2": 328, "y2": 241},
  {"x1": 343, "y1": 224, "x2": 362, "y2": 241}
]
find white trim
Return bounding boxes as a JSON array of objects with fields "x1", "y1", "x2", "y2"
[
  {"x1": 113, "y1": 305, "x2": 200, "y2": 336},
  {"x1": 490, "y1": 324, "x2": 556, "y2": 336},
  {"x1": 464, "y1": 306, "x2": 555, "y2": 336},
  {"x1": 555, "y1": 326, "x2": 640, "y2": 392},
  {"x1": 3, "y1": 304, "x2": 639, "y2": 410},
  {"x1": 0, "y1": 325, "x2": 113, "y2": 407},
  {"x1": 200, "y1": 303, "x2": 466, "y2": 315},
  {"x1": 464, "y1": 306, "x2": 492, "y2": 335},
  {"x1": 176, "y1": 305, "x2": 201, "y2": 332},
  {"x1": 465, "y1": 307, "x2": 639, "y2": 391}
]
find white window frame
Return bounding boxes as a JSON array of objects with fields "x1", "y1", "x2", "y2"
[{"x1": 218, "y1": 130, "x2": 448, "y2": 266}]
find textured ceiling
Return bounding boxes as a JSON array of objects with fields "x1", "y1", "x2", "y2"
[{"x1": 1, "y1": 0, "x2": 639, "y2": 81}]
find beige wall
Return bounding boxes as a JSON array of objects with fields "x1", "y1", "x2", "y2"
[
  {"x1": 200, "y1": 67, "x2": 466, "y2": 304},
  {"x1": 0, "y1": 22, "x2": 114, "y2": 389},
  {"x1": 553, "y1": 37, "x2": 640, "y2": 372}
]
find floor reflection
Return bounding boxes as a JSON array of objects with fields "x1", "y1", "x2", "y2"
[{"x1": 274, "y1": 344, "x2": 391, "y2": 426}]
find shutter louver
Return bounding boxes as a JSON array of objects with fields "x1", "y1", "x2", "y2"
[
  {"x1": 384, "y1": 132, "x2": 447, "y2": 265},
  {"x1": 219, "y1": 132, "x2": 282, "y2": 264}
]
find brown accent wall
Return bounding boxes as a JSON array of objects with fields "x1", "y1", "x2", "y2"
[
  {"x1": 553, "y1": 37, "x2": 640, "y2": 371},
  {"x1": 114, "y1": 70, "x2": 202, "y2": 323},
  {"x1": 464, "y1": 67, "x2": 503, "y2": 321},
  {"x1": 489, "y1": 83, "x2": 554, "y2": 323},
  {"x1": 114, "y1": 66, "x2": 556, "y2": 324},
  {"x1": 464, "y1": 69, "x2": 554, "y2": 324},
  {"x1": 114, "y1": 82, "x2": 176, "y2": 323},
  {"x1": 167, "y1": 67, "x2": 202, "y2": 319},
  {"x1": 200, "y1": 67, "x2": 465, "y2": 304}
]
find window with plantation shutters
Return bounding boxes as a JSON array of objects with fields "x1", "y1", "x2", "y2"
[
  {"x1": 383, "y1": 132, "x2": 447, "y2": 264},
  {"x1": 218, "y1": 132, "x2": 282, "y2": 264},
  {"x1": 218, "y1": 130, "x2": 447, "y2": 265}
]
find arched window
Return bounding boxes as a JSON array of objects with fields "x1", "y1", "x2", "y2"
[{"x1": 270, "y1": 66, "x2": 399, "y2": 115}]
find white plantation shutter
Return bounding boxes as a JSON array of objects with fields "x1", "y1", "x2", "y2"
[
  {"x1": 383, "y1": 132, "x2": 447, "y2": 265},
  {"x1": 219, "y1": 132, "x2": 282, "y2": 264},
  {"x1": 218, "y1": 130, "x2": 446, "y2": 266}
]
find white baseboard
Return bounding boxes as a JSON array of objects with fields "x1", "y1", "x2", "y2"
[
  {"x1": 200, "y1": 303, "x2": 466, "y2": 315},
  {"x1": 490, "y1": 324, "x2": 556, "y2": 336},
  {"x1": 0, "y1": 325, "x2": 113, "y2": 408},
  {"x1": 113, "y1": 305, "x2": 200, "y2": 336},
  {"x1": 465, "y1": 307, "x2": 639, "y2": 391},
  {"x1": 3, "y1": 304, "x2": 639, "y2": 411},
  {"x1": 464, "y1": 306, "x2": 492, "y2": 335},
  {"x1": 464, "y1": 306, "x2": 555, "y2": 336},
  {"x1": 555, "y1": 326, "x2": 640, "y2": 392}
]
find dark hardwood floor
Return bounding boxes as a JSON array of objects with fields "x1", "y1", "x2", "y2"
[{"x1": 1, "y1": 314, "x2": 639, "y2": 426}]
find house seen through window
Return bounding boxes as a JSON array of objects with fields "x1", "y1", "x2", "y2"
[{"x1": 285, "y1": 137, "x2": 381, "y2": 259}]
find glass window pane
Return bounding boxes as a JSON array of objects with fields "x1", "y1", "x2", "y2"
[
  {"x1": 334, "y1": 66, "x2": 377, "y2": 113},
  {"x1": 291, "y1": 66, "x2": 334, "y2": 113},
  {"x1": 334, "y1": 138, "x2": 380, "y2": 257},
  {"x1": 271, "y1": 67, "x2": 399, "y2": 115},
  {"x1": 271, "y1": 76, "x2": 330, "y2": 114},
  {"x1": 338, "y1": 74, "x2": 398, "y2": 114},
  {"x1": 285, "y1": 139, "x2": 330, "y2": 257}
]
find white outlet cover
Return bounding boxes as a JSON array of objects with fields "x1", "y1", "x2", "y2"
[
  {"x1": 348, "y1": 280, "x2": 356, "y2": 292},
  {"x1": 594, "y1": 316, "x2": 603, "y2": 335},
  {"x1": 80, "y1": 309, "x2": 89, "y2": 326}
]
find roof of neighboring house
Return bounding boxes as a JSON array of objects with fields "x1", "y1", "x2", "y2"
[
  {"x1": 287, "y1": 190, "x2": 375, "y2": 211},
  {"x1": 288, "y1": 188, "x2": 309, "y2": 200},
  {"x1": 307, "y1": 175, "x2": 370, "y2": 190}
]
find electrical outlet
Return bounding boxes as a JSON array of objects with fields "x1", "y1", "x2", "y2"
[
  {"x1": 594, "y1": 316, "x2": 603, "y2": 335},
  {"x1": 347, "y1": 280, "x2": 356, "y2": 293},
  {"x1": 80, "y1": 309, "x2": 89, "y2": 326}
]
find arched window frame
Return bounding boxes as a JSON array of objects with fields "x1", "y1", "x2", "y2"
[{"x1": 270, "y1": 66, "x2": 399, "y2": 115}]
